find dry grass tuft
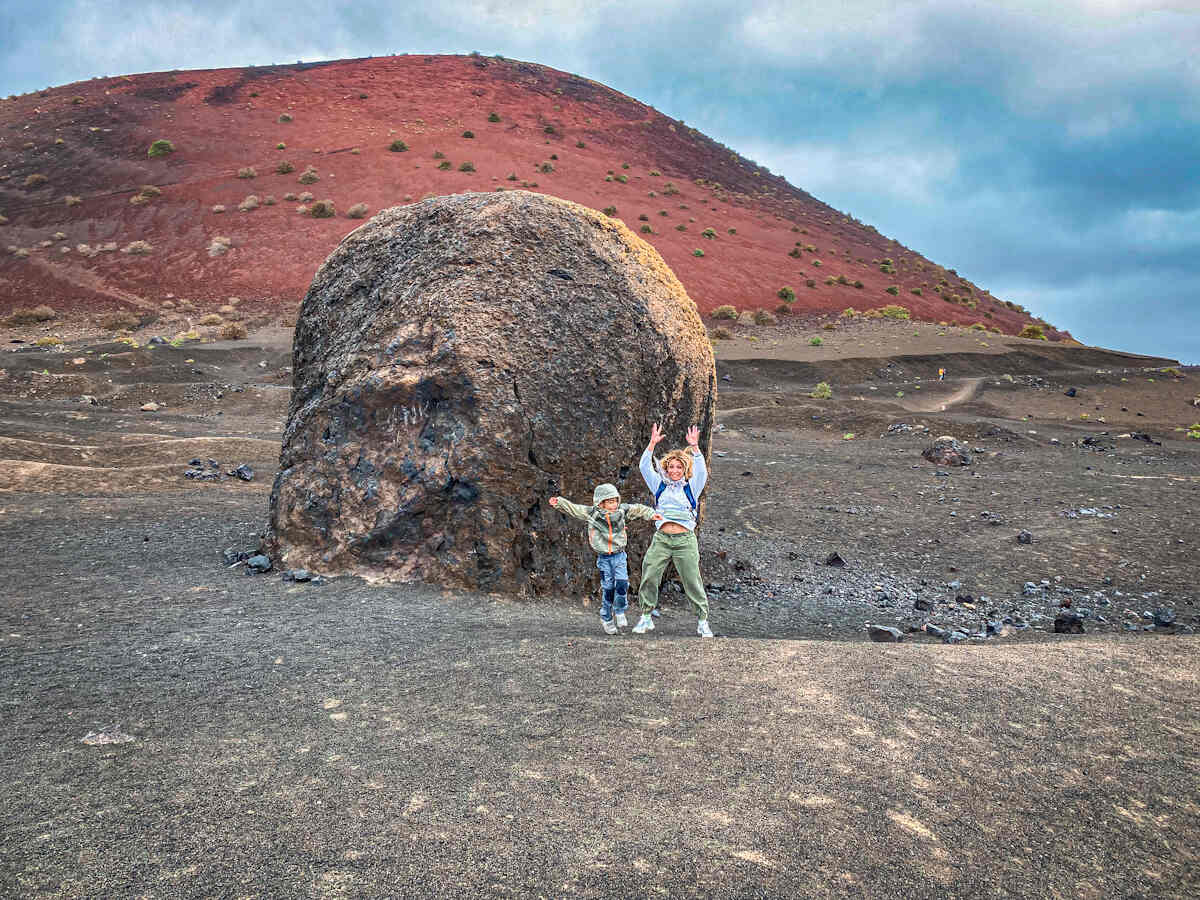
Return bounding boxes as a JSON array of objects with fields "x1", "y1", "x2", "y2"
[
  {"x1": 237, "y1": 167, "x2": 257, "y2": 179},
  {"x1": 100, "y1": 311, "x2": 140, "y2": 331},
  {"x1": 308, "y1": 199, "x2": 336, "y2": 218},
  {"x1": 219, "y1": 322, "x2": 248, "y2": 340},
  {"x1": 4, "y1": 305, "x2": 57, "y2": 326},
  {"x1": 64, "y1": 195, "x2": 82, "y2": 207},
  {"x1": 121, "y1": 240, "x2": 153, "y2": 255},
  {"x1": 298, "y1": 166, "x2": 319, "y2": 185},
  {"x1": 24, "y1": 173, "x2": 48, "y2": 188},
  {"x1": 237, "y1": 195, "x2": 260, "y2": 212},
  {"x1": 207, "y1": 236, "x2": 233, "y2": 257},
  {"x1": 197, "y1": 313, "x2": 224, "y2": 326},
  {"x1": 346, "y1": 202, "x2": 369, "y2": 219}
]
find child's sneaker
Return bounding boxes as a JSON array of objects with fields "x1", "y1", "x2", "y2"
[
  {"x1": 602, "y1": 618, "x2": 618, "y2": 635},
  {"x1": 615, "y1": 612, "x2": 629, "y2": 628},
  {"x1": 632, "y1": 614, "x2": 655, "y2": 634},
  {"x1": 697, "y1": 619, "x2": 714, "y2": 638}
]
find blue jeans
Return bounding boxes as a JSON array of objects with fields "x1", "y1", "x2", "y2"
[{"x1": 596, "y1": 551, "x2": 629, "y2": 621}]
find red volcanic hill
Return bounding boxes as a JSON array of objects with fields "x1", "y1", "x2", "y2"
[{"x1": 0, "y1": 54, "x2": 1061, "y2": 337}]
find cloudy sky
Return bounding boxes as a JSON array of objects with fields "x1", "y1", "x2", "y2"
[{"x1": 3, "y1": 0, "x2": 1198, "y2": 361}]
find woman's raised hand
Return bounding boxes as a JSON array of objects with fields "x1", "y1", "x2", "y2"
[
  {"x1": 686, "y1": 425, "x2": 700, "y2": 449},
  {"x1": 648, "y1": 422, "x2": 665, "y2": 447}
]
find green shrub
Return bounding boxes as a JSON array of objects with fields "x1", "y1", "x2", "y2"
[
  {"x1": 675, "y1": 224, "x2": 687, "y2": 231},
  {"x1": 437, "y1": 161, "x2": 452, "y2": 170},
  {"x1": 886, "y1": 285, "x2": 900, "y2": 295},
  {"x1": 640, "y1": 225, "x2": 653, "y2": 234},
  {"x1": 910, "y1": 287, "x2": 922, "y2": 296},
  {"x1": 275, "y1": 160, "x2": 295, "y2": 174},
  {"x1": 969, "y1": 322, "x2": 986, "y2": 331},
  {"x1": 147, "y1": 139, "x2": 174, "y2": 157},
  {"x1": 811, "y1": 382, "x2": 833, "y2": 400},
  {"x1": 539, "y1": 162, "x2": 554, "y2": 173},
  {"x1": 649, "y1": 170, "x2": 661, "y2": 177},
  {"x1": 622, "y1": 163, "x2": 630, "y2": 169},
  {"x1": 298, "y1": 166, "x2": 319, "y2": 184},
  {"x1": 602, "y1": 206, "x2": 617, "y2": 216},
  {"x1": 1019, "y1": 324, "x2": 1047, "y2": 340},
  {"x1": 754, "y1": 309, "x2": 776, "y2": 325},
  {"x1": 810, "y1": 336, "x2": 823, "y2": 346},
  {"x1": 462, "y1": 130, "x2": 474, "y2": 139},
  {"x1": 806, "y1": 279, "x2": 816, "y2": 288},
  {"x1": 487, "y1": 112, "x2": 500, "y2": 122},
  {"x1": 778, "y1": 286, "x2": 796, "y2": 303},
  {"x1": 693, "y1": 248, "x2": 705, "y2": 257},
  {"x1": 389, "y1": 140, "x2": 408, "y2": 152},
  {"x1": 459, "y1": 161, "x2": 475, "y2": 172},
  {"x1": 4, "y1": 305, "x2": 56, "y2": 325},
  {"x1": 576, "y1": 141, "x2": 586, "y2": 148},
  {"x1": 701, "y1": 228, "x2": 716, "y2": 239},
  {"x1": 728, "y1": 228, "x2": 736, "y2": 235},
  {"x1": 432, "y1": 150, "x2": 445, "y2": 159},
  {"x1": 276, "y1": 142, "x2": 286, "y2": 150},
  {"x1": 278, "y1": 113, "x2": 292, "y2": 123},
  {"x1": 544, "y1": 125, "x2": 555, "y2": 134},
  {"x1": 711, "y1": 305, "x2": 738, "y2": 320},
  {"x1": 237, "y1": 167, "x2": 256, "y2": 179},
  {"x1": 874, "y1": 305, "x2": 910, "y2": 319}
]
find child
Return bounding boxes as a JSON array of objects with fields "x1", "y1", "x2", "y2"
[
  {"x1": 549, "y1": 484, "x2": 660, "y2": 634},
  {"x1": 632, "y1": 423, "x2": 713, "y2": 638}
]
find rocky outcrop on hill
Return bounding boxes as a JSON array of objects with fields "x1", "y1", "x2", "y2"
[{"x1": 267, "y1": 190, "x2": 716, "y2": 596}]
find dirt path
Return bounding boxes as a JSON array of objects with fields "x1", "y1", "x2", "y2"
[{"x1": 900, "y1": 376, "x2": 984, "y2": 412}]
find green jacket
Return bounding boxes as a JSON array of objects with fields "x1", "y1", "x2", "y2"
[{"x1": 554, "y1": 498, "x2": 656, "y2": 555}]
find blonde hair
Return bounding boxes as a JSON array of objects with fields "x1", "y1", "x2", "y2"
[{"x1": 657, "y1": 448, "x2": 694, "y2": 480}]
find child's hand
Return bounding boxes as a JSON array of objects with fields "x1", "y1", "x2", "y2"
[
  {"x1": 549, "y1": 496, "x2": 559, "y2": 507},
  {"x1": 686, "y1": 425, "x2": 700, "y2": 449},
  {"x1": 649, "y1": 422, "x2": 665, "y2": 447},
  {"x1": 652, "y1": 513, "x2": 664, "y2": 522}
]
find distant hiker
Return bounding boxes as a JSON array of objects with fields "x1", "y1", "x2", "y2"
[
  {"x1": 938, "y1": 367, "x2": 946, "y2": 381},
  {"x1": 633, "y1": 423, "x2": 713, "y2": 638},
  {"x1": 550, "y1": 485, "x2": 660, "y2": 634}
]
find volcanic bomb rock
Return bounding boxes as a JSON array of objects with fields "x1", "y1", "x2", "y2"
[{"x1": 267, "y1": 191, "x2": 716, "y2": 596}]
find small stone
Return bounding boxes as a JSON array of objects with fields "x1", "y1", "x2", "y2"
[
  {"x1": 923, "y1": 623, "x2": 947, "y2": 639},
  {"x1": 1017, "y1": 530, "x2": 1033, "y2": 544},
  {"x1": 1153, "y1": 608, "x2": 1176, "y2": 628},
  {"x1": 1054, "y1": 613, "x2": 1085, "y2": 634},
  {"x1": 140, "y1": 401, "x2": 160, "y2": 412},
  {"x1": 284, "y1": 568, "x2": 312, "y2": 582},
  {"x1": 943, "y1": 630, "x2": 968, "y2": 644},
  {"x1": 914, "y1": 597, "x2": 934, "y2": 612},
  {"x1": 246, "y1": 554, "x2": 272, "y2": 573},
  {"x1": 867, "y1": 625, "x2": 904, "y2": 643},
  {"x1": 231, "y1": 463, "x2": 254, "y2": 482},
  {"x1": 824, "y1": 551, "x2": 846, "y2": 567}
]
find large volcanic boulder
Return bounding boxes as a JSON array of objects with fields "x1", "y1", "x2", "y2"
[{"x1": 267, "y1": 191, "x2": 716, "y2": 597}]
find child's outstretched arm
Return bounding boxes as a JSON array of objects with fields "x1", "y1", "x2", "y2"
[
  {"x1": 549, "y1": 496, "x2": 590, "y2": 520},
  {"x1": 624, "y1": 503, "x2": 663, "y2": 522}
]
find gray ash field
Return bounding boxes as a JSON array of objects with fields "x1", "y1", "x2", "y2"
[{"x1": 2, "y1": 321, "x2": 1198, "y2": 898}]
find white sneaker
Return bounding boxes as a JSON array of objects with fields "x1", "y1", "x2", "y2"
[
  {"x1": 615, "y1": 612, "x2": 628, "y2": 628},
  {"x1": 632, "y1": 614, "x2": 655, "y2": 634},
  {"x1": 697, "y1": 620, "x2": 714, "y2": 638},
  {"x1": 602, "y1": 618, "x2": 618, "y2": 635}
]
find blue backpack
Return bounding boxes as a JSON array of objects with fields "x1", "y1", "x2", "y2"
[{"x1": 654, "y1": 479, "x2": 697, "y2": 512}]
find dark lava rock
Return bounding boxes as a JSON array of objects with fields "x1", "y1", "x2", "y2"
[
  {"x1": 1130, "y1": 432, "x2": 1161, "y2": 445},
  {"x1": 922, "y1": 436, "x2": 971, "y2": 467},
  {"x1": 221, "y1": 548, "x2": 249, "y2": 565},
  {"x1": 246, "y1": 554, "x2": 272, "y2": 573},
  {"x1": 944, "y1": 630, "x2": 968, "y2": 644},
  {"x1": 923, "y1": 623, "x2": 947, "y2": 639},
  {"x1": 914, "y1": 597, "x2": 934, "y2": 611},
  {"x1": 148, "y1": 336, "x2": 168, "y2": 346},
  {"x1": 230, "y1": 464, "x2": 254, "y2": 482},
  {"x1": 266, "y1": 191, "x2": 716, "y2": 596},
  {"x1": 283, "y1": 568, "x2": 312, "y2": 582},
  {"x1": 1064, "y1": 387, "x2": 1077, "y2": 397},
  {"x1": 1153, "y1": 608, "x2": 1176, "y2": 628},
  {"x1": 1054, "y1": 613, "x2": 1085, "y2": 634},
  {"x1": 824, "y1": 551, "x2": 846, "y2": 567},
  {"x1": 1017, "y1": 530, "x2": 1033, "y2": 545},
  {"x1": 867, "y1": 625, "x2": 904, "y2": 643}
]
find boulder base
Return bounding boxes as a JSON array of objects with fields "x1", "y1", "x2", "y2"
[{"x1": 267, "y1": 191, "x2": 716, "y2": 596}]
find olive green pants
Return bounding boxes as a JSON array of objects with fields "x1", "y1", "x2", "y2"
[{"x1": 638, "y1": 529, "x2": 709, "y2": 620}]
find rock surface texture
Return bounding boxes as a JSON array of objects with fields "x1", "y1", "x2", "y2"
[{"x1": 267, "y1": 191, "x2": 716, "y2": 596}]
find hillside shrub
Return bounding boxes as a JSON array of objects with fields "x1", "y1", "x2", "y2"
[
  {"x1": 24, "y1": 174, "x2": 48, "y2": 188},
  {"x1": 663, "y1": 183, "x2": 680, "y2": 196},
  {"x1": 462, "y1": 131, "x2": 474, "y2": 139},
  {"x1": 389, "y1": 140, "x2": 408, "y2": 152},
  {"x1": 616, "y1": 174, "x2": 628, "y2": 184},
  {"x1": 675, "y1": 224, "x2": 687, "y2": 231},
  {"x1": 539, "y1": 162, "x2": 554, "y2": 173},
  {"x1": 298, "y1": 166, "x2": 319, "y2": 184},
  {"x1": 34, "y1": 336, "x2": 63, "y2": 347},
  {"x1": 437, "y1": 161, "x2": 452, "y2": 170},
  {"x1": 278, "y1": 113, "x2": 292, "y2": 123},
  {"x1": 701, "y1": 228, "x2": 716, "y2": 239},
  {"x1": 459, "y1": 161, "x2": 476, "y2": 172},
  {"x1": 728, "y1": 228, "x2": 736, "y2": 235},
  {"x1": 298, "y1": 191, "x2": 314, "y2": 202},
  {"x1": 433, "y1": 150, "x2": 445, "y2": 159},
  {"x1": 576, "y1": 141, "x2": 585, "y2": 148},
  {"x1": 911, "y1": 287, "x2": 922, "y2": 296},
  {"x1": 346, "y1": 202, "x2": 369, "y2": 219},
  {"x1": 969, "y1": 322, "x2": 986, "y2": 331},
  {"x1": 778, "y1": 286, "x2": 796, "y2": 302},
  {"x1": 810, "y1": 336, "x2": 823, "y2": 346},
  {"x1": 121, "y1": 240, "x2": 153, "y2": 255},
  {"x1": 212, "y1": 204, "x2": 226, "y2": 214},
  {"x1": 1019, "y1": 324, "x2": 1047, "y2": 340},
  {"x1": 100, "y1": 311, "x2": 139, "y2": 331},
  {"x1": 886, "y1": 285, "x2": 900, "y2": 295},
  {"x1": 543, "y1": 125, "x2": 555, "y2": 134},
  {"x1": 237, "y1": 195, "x2": 259, "y2": 211},
  {"x1": 710, "y1": 327, "x2": 732, "y2": 340},
  {"x1": 640, "y1": 225, "x2": 653, "y2": 234},
  {"x1": 711, "y1": 305, "x2": 738, "y2": 320},
  {"x1": 276, "y1": 142, "x2": 286, "y2": 150},
  {"x1": 693, "y1": 248, "x2": 704, "y2": 257},
  {"x1": 147, "y1": 139, "x2": 174, "y2": 157},
  {"x1": 754, "y1": 309, "x2": 777, "y2": 325},
  {"x1": 605, "y1": 175, "x2": 614, "y2": 182},
  {"x1": 4, "y1": 305, "x2": 56, "y2": 325},
  {"x1": 811, "y1": 382, "x2": 832, "y2": 400},
  {"x1": 487, "y1": 112, "x2": 500, "y2": 122},
  {"x1": 220, "y1": 322, "x2": 248, "y2": 340},
  {"x1": 198, "y1": 313, "x2": 223, "y2": 326},
  {"x1": 308, "y1": 200, "x2": 336, "y2": 218},
  {"x1": 602, "y1": 206, "x2": 617, "y2": 216},
  {"x1": 237, "y1": 167, "x2": 256, "y2": 179},
  {"x1": 64, "y1": 195, "x2": 82, "y2": 207},
  {"x1": 275, "y1": 160, "x2": 295, "y2": 174},
  {"x1": 870, "y1": 305, "x2": 910, "y2": 319},
  {"x1": 812, "y1": 260, "x2": 821, "y2": 267},
  {"x1": 208, "y1": 236, "x2": 232, "y2": 257},
  {"x1": 262, "y1": 195, "x2": 276, "y2": 206}
]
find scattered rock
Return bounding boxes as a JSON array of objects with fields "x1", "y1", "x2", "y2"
[
  {"x1": 229, "y1": 464, "x2": 254, "y2": 482},
  {"x1": 867, "y1": 625, "x2": 904, "y2": 642},
  {"x1": 245, "y1": 554, "x2": 272, "y2": 573},
  {"x1": 222, "y1": 548, "x2": 250, "y2": 565},
  {"x1": 1153, "y1": 608, "x2": 1176, "y2": 629},
  {"x1": 1054, "y1": 613, "x2": 1085, "y2": 634},
  {"x1": 1129, "y1": 432, "x2": 1160, "y2": 445},
  {"x1": 81, "y1": 727, "x2": 134, "y2": 745},
  {"x1": 922, "y1": 435, "x2": 971, "y2": 467},
  {"x1": 914, "y1": 596, "x2": 934, "y2": 611},
  {"x1": 283, "y1": 568, "x2": 312, "y2": 582},
  {"x1": 140, "y1": 401, "x2": 160, "y2": 412},
  {"x1": 1064, "y1": 388, "x2": 1077, "y2": 397},
  {"x1": 824, "y1": 551, "x2": 846, "y2": 567},
  {"x1": 1017, "y1": 530, "x2": 1033, "y2": 544}
]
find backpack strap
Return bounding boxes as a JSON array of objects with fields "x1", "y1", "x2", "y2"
[{"x1": 654, "y1": 480, "x2": 697, "y2": 512}]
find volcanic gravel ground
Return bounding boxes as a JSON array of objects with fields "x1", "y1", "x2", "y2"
[{"x1": 2, "y1": 331, "x2": 1198, "y2": 897}]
